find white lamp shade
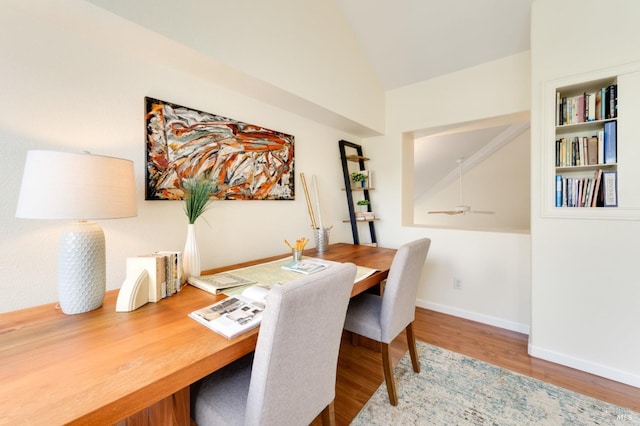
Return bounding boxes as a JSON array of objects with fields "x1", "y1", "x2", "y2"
[
  {"x1": 16, "y1": 150, "x2": 137, "y2": 314},
  {"x1": 16, "y1": 150, "x2": 137, "y2": 220}
]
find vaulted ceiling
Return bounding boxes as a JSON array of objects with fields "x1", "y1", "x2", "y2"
[
  {"x1": 333, "y1": 0, "x2": 534, "y2": 200},
  {"x1": 335, "y1": 0, "x2": 534, "y2": 90}
]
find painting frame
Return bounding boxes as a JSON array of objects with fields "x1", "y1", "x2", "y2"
[{"x1": 145, "y1": 97, "x2": 295, "y2": 201}]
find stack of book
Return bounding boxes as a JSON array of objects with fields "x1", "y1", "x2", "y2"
[
  {"x1": 125, "y1": 251, "x2": 183, "y2": 302},
  {"x1": 355, "y1": 211, "x2": 375, "y2": 221}
]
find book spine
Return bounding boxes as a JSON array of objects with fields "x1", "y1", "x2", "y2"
[
  {"x1": 587, "y1": 136, "x2": 598, "y2": 165},
  {"x1": 607, "y1": 84, "x2": 617, "y2": 119},
  {"x1": 556, "y1": 91, "x2": 562, "y2": 126},
  {"x1": 577, "y1": 94, "x2": 585, "y2": 123},
  {"x1": 604, "y1": 121, "x2": 617, "y2": 164},
  {"x1": 603, "y1": 170, "x2": 618, "y2": 207},
  {"x1": 591, "y1": 169, "x2": 603, "y2": 207},
  {"x1": 555, "y1": 175, "x2": 562, "y2": 207},
  {"x1": 587, "y1": 92, "x2": 596, "y2": 121}
]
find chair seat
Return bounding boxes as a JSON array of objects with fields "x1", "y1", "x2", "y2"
[
  {"x1": 343, "y1": 293, "x2": 384, "y2": 342},
  {"x1": 192, "y1": 353, "x2": 254, "y2": 426},
  {"x1": 343, "y1": 238, "x2": 431, "y2": 406}
]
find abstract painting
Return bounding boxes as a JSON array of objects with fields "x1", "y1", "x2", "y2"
[{"x1": 145, "y1": 97, "x2": 295, "y2": 200}]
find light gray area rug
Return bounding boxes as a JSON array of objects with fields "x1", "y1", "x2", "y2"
[{"x1": 351, "y1": 341, "x2": 639, "y2": 425}]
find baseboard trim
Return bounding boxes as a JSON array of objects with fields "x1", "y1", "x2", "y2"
[
  {"x1": 528, "y1": 344, "x2": 640, "y2": 389},
  {"x1": 416, "y1": 299, "x2": 530, "y2": 335}
]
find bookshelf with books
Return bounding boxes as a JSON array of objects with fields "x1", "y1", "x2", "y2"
[
  {"x1": 554, "y1": 77, "x2": 617, "y2": 209},
  {"x1": 545, "y1": 66, "x2": 640, "y2": 219}
]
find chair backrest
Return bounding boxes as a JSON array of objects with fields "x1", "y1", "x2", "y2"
[
  {"x1": 244, "y1": 262, "x2": 357, "y2": 425},
  {"x1": 380, "y1": 238, "x2": 431, "y2": 343}
]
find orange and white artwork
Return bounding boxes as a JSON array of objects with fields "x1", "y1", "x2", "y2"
[{"x1": 145, "y1": 97, "x2": 295, "y2": 200}]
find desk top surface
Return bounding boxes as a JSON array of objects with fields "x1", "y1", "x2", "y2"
[{"x1": 0, "y1": 243, "x2": 395, "y2": 425}]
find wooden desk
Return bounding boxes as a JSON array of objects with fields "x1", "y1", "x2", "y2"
[{"x1": 0, "y1": 243, "x2": 395, "y2": 425}]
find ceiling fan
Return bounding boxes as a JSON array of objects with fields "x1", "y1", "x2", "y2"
[{"x1": 428, "y1": 158, "x2": 495, "y2": 216}]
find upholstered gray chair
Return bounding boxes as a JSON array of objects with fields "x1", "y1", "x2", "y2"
[
  {"x1": 343, "y1": 238, "x2": 431, "y2": 406},
  {"x1": 192, "y1": 262, "x2": 357, "y2": 426}
]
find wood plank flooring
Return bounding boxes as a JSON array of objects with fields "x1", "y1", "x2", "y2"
[{"x1": 313, "y1": 308, "x2": 640, "y2": 425}]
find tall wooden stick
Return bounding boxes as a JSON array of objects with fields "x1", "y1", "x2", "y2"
[
  {"x1": 312, "y1": 174, "x2": 324, "y2": 229},
  {"x1": 300, "y1": 173, "x2": 318, "y2": 229}
]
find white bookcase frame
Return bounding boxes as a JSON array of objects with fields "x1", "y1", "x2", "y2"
[{"x1": 541, "y1": 61, "x2": 640, "y2": 220}]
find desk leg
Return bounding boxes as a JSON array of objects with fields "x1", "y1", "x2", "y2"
[{"x1": 117, "y1": 387, "x2": 190, "y2": 426}]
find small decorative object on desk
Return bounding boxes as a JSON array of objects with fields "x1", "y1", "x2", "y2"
[
  {"x1": 314, "y1": 227, "x2": 330, "y2": 252},
  {"x1": 189, "y1": 285, "x2": 269, "y2": 338},
  {"x1": 285, "y1": 237, "x2": 309, "y2": 260},
  {"x1": 182, "y1": 176, "x2": 216, "y2": 278}
]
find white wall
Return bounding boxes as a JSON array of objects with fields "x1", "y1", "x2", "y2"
[
  {"x1": 414, "y1": 130, "x2": 531, "y2": 233},
  {"x1": 83, "y1": 0, "x2": 385, "y2": 136},
  {"x1": 530, "y1": 0, "x2": 640, "y2": 387},
  {"x1": 366, "y1": 52, "x2": 532, "y2": 333},
  {"x1": 0, "y1": 2, "x2": 380, "y2": 312}
]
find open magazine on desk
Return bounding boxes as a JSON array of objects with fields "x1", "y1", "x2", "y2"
[{"x1": 189, "y1": 285, "x2": 269, "y2": 338}]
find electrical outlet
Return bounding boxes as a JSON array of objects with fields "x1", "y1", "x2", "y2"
[{"x1": 453, "y1": 277, "x2": 463, "y2": 290}]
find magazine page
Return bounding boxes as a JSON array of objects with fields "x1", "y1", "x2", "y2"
[
  {"x1": 281, "y1": 259, "x2": 330, "y2": 274},
  {"x1": 189, "y1": 286, "x2": 267, "y2": 338}
]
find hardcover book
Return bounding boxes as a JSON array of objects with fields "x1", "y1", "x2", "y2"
[
  {"x1": 604, "y1": 121, "x2": 617, "y2": 164},
  {"x1": 602, "y1": 170, "x2": 618, "y2": 207}
]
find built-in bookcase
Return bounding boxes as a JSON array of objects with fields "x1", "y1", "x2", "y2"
[
  {"x1": 554, "y1": 77, "x2": 617, "y2": 208},
  {"x1": 543, "y1": 63, "x2": 640, "y2": 220}
]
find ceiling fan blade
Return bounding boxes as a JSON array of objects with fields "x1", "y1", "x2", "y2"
[
  {"x1": 469, "y1": 210, "x2": 495, "y2": 215},
  {"x1": 428, "y1": 210, "x2": 462, "y2": 215}
]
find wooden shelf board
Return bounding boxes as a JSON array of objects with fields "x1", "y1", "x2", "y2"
[{"x1": 345, "y1": 154, "x2": 369, "y2": 162}]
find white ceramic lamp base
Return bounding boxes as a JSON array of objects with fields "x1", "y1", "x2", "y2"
[{"x1": 58, "y1": 221, "x2": 106, "y2": 314}]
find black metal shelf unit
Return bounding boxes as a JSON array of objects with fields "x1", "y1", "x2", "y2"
[{"x1": 339, "y1": 139, "x2": 377, "y2": 245}]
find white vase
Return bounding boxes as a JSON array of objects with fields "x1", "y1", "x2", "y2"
[{"x1": 183, "y1": 224, "x2": 201, "y2": 278}]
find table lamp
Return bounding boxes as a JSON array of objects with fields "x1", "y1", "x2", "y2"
[{"x1": 16, "y1": 150, "x2": 137, "y2": 314}]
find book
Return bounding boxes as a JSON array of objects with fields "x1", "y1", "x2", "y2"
[
  {"x1": 189, "y1": 285, "x2": 270, "y2": 338},
  {"x1": 587, "y1": 136, "x2": 598, "y2": 165},
  {"x1": 604, "y1": 121, "x2": 617, "y2": 164},
  {"x1": 155, "y1": 251, "x2": 184, "y2": 295},
  {"x1": 555, "y1": 175, "x2": 562, "y2": 207},
  {"x1": 603, "y1": 170, "x2": 618, "y2": 207},
  {"x1": 606, "y1": 84, "x2": 617, "y2": 119},
  {"x1": 586, "y1": 91, "x2": 596, "y2": 121},
  {"x1": 188, "y1": 273, "x2": 256, "y2": 295},
  {"x1": 597, "y1": 129, "x2": 605, "y2": 164},
  {"x1": 281, "y1": 259, "x2": 329, "y2": 274},
  {"x1": 591, "y1": 169, "x2": 603, "y2": 207}
]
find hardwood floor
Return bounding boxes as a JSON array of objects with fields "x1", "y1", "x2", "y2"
[{"x1": 314, "y1": 308, "x2": 640, "y2": 425}]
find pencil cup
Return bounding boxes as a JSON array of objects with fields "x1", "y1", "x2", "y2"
[
  {"x1": 292, "y1": 249, "x2": 303, "y2": 261},
  {"x1": 314, "y1": 227, "x2": 330, "y2": 252}
]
